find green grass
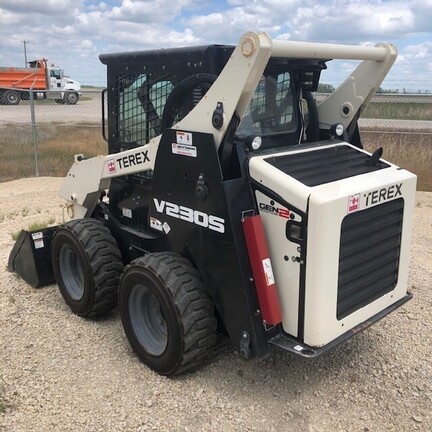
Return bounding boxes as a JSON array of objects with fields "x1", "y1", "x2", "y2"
[
  {"x1": 0, "y1": 109, "x2": 431, "y2": 191},
  {"x1": 11, "y1": 217, "x2": 57, "y2": 241},
  {"x1": 362, "y1": 102, "x2": 432, "y2": 120}
]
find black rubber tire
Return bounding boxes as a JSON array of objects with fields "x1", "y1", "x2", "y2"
[
  {"x1": 64, "y1": 92, "x2": 79, "y2": 105},
  {"x1": 51, "y1": 219, "x2": 123, "y2": 318},
  {"x1": 119, "y1": 252, "x2": 217, "y2": 375},
  {"x1": 3, "y1": 89, "x2": 21, "y2": 105}
]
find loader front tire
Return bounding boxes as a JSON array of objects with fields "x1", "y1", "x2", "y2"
[
  {"x1": 119, "y1": 252, "x2": 217, "y2": 375},
  {"x1": 52, "y1": 219, "x2": 123, "y2": 318}
]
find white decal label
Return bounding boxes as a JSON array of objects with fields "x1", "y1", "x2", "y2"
[
  {"x1": 34, "y1": 239, "x2": 44, "y2": 249},
  {"x1": 31, "y1": 232, "x2": 43, "y2": 240},
  {"x1": 122, "y1": 207, "x2": 132, "y2": 218},
  {"x1": 162, "y1": 222, "x2": 171, "y2": 234},
  {"x1": 294, "y1": 345, "x2": 304, "y2": 352},
  {"x1": 262, "y1": 258, "x2": 275, "y2": 286},
  {"x1": 176, "y1": 131, "x2": 192, "y2": 145},
  {"x1": 150, "y1": 217, "x2": 163, "y2": 232},
  {"x1": 153, "y1": 198, "x2": 225, "y2": 233},
  {"x1": 172, "y1": 143, "x2": 197, "y2": 158}
]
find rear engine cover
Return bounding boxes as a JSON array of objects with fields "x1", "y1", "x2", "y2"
[{"x1": 249, "y1": 142, "x2": 416, "y2": 347}]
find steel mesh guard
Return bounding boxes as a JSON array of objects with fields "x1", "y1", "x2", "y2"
[{"x1": 115, "y1": 72, "x2": 175, "y2": 148}]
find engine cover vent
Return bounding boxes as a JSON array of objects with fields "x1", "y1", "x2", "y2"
[
  {"x1": 265, "y1": 145, "x2": 390, "y2": 186},
  {"x1": 337, "y1": 198, "x2": 404, "y2": 319}
]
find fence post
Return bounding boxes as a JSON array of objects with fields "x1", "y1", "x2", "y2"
[{"x1": 29, "y1": 89, "x2": 39, "y2": 177}]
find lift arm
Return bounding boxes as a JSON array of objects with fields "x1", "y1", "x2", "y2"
[{"x1": 59, "y1": 31, "x2": 397, "y2": 219}]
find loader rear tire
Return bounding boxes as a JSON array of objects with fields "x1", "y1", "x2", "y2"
[
  {"x1": 119, "y1": 252, "x2": 217, "y2": 375},
  {"x1": 51, "y1": 219, "x2": 123, "y2": 318}
]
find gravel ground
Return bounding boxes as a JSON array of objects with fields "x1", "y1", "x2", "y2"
[{"x1": 0, "y1": 177, "x2": 431, "y2": 432}]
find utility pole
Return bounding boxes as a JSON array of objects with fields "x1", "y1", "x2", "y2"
[{"x1": 22, "y1": 40, "x2": 29, "y2": 66}]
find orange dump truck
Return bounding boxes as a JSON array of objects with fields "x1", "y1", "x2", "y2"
[{"x1": 0, "y1": 59, "x2": 81, "y2": 105}]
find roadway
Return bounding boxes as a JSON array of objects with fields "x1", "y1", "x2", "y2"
[{"x1": 1, "y1": 92, "x2": 431, "y2": 131}]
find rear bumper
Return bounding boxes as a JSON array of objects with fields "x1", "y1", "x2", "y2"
[{"x1": 269, "y1": 293, "x2": 412, "y2": 358}]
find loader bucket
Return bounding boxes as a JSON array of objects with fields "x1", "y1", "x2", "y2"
[{"x1": 8, "y1": 227, "x2": 56, "y2": 288}]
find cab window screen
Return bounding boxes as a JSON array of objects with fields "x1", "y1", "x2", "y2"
[
  {"x1": 116, "y1": 73, "x2": 175, "y2": 149},
  {"x1": 237, "y1": 71, "x2": 295, "y2": 137}
]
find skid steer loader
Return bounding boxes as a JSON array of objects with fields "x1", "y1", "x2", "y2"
[{"x1": 9, "y1": 32, "x2": 416, "y2": 375}]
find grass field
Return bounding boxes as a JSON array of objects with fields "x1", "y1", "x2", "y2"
[
  {"x1": 361, "y1": 130, "x2": 432, "y2": 191},
  {"x1": 0, "y1": 124, "x2": 107, "y2": 181},
  {"x1": 18, "y1": 96, "x2": 93, "y2": 105},
  {"x1": 0, "y1": 121, "x2": 431, "y2": 191},
  {"x1": 362, "y1": 101, "x2": 432, "y2": 120}
]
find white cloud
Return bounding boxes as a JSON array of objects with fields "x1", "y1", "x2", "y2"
[
  {"x1": 80, "y1": 40, "x2": 94, "y2": 49},
  {"x1": 105, "y1": 0, "x2": 194, "y2": 23},
  {"x1": 0, "y1": 0, "x2": 430, "y2": 89},
  {"x1": 0, "y1": 0, "x2": 82, "y2": 16}
]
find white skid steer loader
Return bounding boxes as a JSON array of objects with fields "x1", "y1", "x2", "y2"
[{"x1": 9, "y1": 32, "x2": 416, "y2": 375}]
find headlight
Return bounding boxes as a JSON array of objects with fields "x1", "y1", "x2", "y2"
[
  {"x1": 330, "y1": 123, "x2": 345, "y2": 139},
  {"x1": 251, "y1": 136, "x2": 262, "y2": 150}
]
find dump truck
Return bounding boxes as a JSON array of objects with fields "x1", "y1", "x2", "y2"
[
  {"x1": 9, "y1": 32, "x2": 416, "y2": 376},
  {"x1": 0, "y1": 58, "x2": 81, "y2": 105}
]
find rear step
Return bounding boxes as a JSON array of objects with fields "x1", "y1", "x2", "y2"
[
  {"x1": 269, "y1": 293, "x2": 412, "y2": 358},
  {"x1": 8, "y1": 228, "x2": 56, "y2": 288}
]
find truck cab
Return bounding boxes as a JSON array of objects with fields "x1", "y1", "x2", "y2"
[{"x1": 48, "y1": 65, "x2": 81, "y2": 93}]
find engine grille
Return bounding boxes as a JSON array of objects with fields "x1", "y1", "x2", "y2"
[
  {"x1": 265, "y1": 145, "x2": 390, "y2": 186},
  {"x1": 337, "y1": 198, "x2": 404, "y2": 320}
]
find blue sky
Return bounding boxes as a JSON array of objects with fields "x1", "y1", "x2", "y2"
[{"x1": 1, "y1": 0, "x2": 431, "y2": 91}]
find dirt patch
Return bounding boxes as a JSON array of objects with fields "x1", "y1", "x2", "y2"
[{"x1": 1, "y1": 178, "x2": 431, "y2": 432}]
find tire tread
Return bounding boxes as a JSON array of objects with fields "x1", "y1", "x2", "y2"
[
  {"x1": 62, "y1": 219, "x2": 123, "y2": 317},
  {"x1": 123, "y1": 252, "x2": 217, "y2": 374}
]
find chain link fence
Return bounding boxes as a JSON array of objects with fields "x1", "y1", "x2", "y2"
[
  {"x1": 0, "y1": 89, "x2": 107, "y2": 181},
  {"x1": 1, "y1": 90, "x2": 431, "y2": 189}
]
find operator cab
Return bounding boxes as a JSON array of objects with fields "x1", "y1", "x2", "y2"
[
  {"x1": 100, "y1": 45, "x2": 326, "y2": 157},
  {"x1": 99, "y1": 45, "x2": 326, "y2": 230}
]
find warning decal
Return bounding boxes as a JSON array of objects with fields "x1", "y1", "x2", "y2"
[
  {"x1": 150, "y1": 217, "x2": 163, "y2": 232},
  {"x1": 176, "y1": 131, "x2": 192, "y2": 145},
  {"x1": 172, "y1": 143, "x2": 197, "y2": 158},
  {"x1": 262, "y1": 258, "x2": 275, "y2": 286},
  {"x1": 31, "y1": 232, "x2": 44, "y2": 249}
]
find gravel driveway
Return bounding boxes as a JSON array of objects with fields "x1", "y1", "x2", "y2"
[{"x1": 1, "y1": 177, "x2": 431, "y2": 432}]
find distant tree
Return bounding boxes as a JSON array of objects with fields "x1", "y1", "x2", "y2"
[
  {"x1": 317, "y1": 83, "x2": 335, "y2": 93},
  {"x1": 376, "y1": 87, "x2": 400, "y2": 94}
]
